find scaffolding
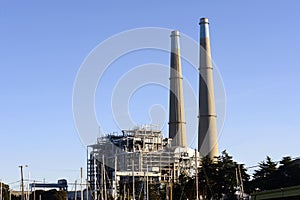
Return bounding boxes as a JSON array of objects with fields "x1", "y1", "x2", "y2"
[{"x1": 87, "y1": 125, "x2": 197, "y2": 200}]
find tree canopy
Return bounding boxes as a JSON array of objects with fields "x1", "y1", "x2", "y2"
[
  {"x1": 249, "y1": 156, "x2": 300, "y2": 191},
  {"x1": 198, "y1": 150, "x2": 249, "y2": 199},
  {"x1": 171, "y1": 152, "x2": 300, "y2": 199}
]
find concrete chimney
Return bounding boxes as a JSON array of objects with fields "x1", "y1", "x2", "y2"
[
  {"x1": 198, "y1": 18, "x2": 219, "y2": 158},
  {"x1": 168, "y1": 30, "x2": 187, "y2": 147}
]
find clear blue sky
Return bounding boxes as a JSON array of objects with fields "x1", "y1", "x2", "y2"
[{"x1": 1, "y1": 1, "x2": 300, "y2": 189}]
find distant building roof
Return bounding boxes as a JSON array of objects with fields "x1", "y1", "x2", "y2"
[{"x1": 251, "y1": 185, "x2": 300, "y2": 200}]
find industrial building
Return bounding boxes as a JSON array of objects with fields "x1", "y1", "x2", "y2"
[
  {"x1": 87, "y1": 18, "x2": 218, "y2": 199},
  {"x1": 87, "y1": 126, "x2": 197, "y2": 199}
]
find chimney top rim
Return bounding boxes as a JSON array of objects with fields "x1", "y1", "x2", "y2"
[
  {"x1": 199, "y1": 18, "x2": 209, "y2": 25},
  {"x1": 170, "y1": 30, "x2": 180, "y2": 37}
]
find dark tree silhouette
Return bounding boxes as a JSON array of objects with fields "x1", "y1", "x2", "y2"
[
  {"x1": 249, "y1": 156, "x2": 300, "y2": 192},
  {"x1": 198, "y1": 150, "x2": 249, "y2": 199}
]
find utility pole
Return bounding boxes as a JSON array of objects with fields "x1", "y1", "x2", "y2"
[
  {"x1": 1, "y1": 179, "x2": 2, "y2": 200},
  {"x1": 143, "y1": 168, "x2": 146, "y2": 200},
  {"x1": 86, "y1": 179, "x2": 89, "y2": 200},
  {"x1": 19, "y1": 165, "x2": 27, "y2": 200},
  {"x1": 169, "y1": 184, "x2": 173, "y2": 200},
  {"x1": 33, "y1": 181, "x2": 36, "y2": 200},
  {"x1": 80, "y1": 167, "x2": 83, "y2": 200},
  {"x1": 75, "y1": 180, "x2": 77, "y2": 200},
  {"x1": 114, "y1": 154, "x2": 117, "y2": 200},
  {"x1": 195, "y1": 149, "x2": 199, "y2": 200},
  {"x1": 27, "y1": 171, "x2": 30, "y2": 200},
  {"x1": 146, "y1": 165, "x2": 149, "y2": 200},
  {"x1": 0, "y1": 179, "x2": 2, "y2": 200},
  {"x1": 102, "y1": 155, "x2": 107, "y2": 200},
  {"x1": 132, "y1": 160, "x2": 135, "y2": 200},
  {"x1": 101, "y1": 158, "x2": 103, "y2": 200}
]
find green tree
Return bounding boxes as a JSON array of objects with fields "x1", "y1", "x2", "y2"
[
  {"x1": 11, "y1": 195, "x2": 21, "y2": 200},
  {"x1": 216, "y1": 151, "x2": 240, "y2": 199},
  {"x1": 277, "y1": 156, "x2": 300, "y2": 187},
  {"x1": 29, "y1": 189, "x2": 66, "y2": 200},
  {"x1": 148, "y1": 183, "x2": 164, "y2": 200},
  {"x1": 251, "y1": 156, "x2": 278, "y2": 191},
  {"x1": 249, "y1": 155, "x2": 300, "y2": 192},
  {"x1": 0, "y1": 181, "x2": 10, "y2": 200},
  {"x1": 198, "y1": 155, "x2": 218, "y2": 199},
  {"x1": 173, "y1": 174, "x2": 195, "y2": 200},
  {"x1": 198, "y1": 150, "x2": 249, "y2": 199}
]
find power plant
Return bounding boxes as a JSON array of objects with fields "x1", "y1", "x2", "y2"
[{"x1": 87, "y1": 18, "x2": 219, "y2": 199}]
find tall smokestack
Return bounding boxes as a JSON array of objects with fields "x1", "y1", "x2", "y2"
[
  {"x1": 198, "y1": 18, "x2": 219, "y2": 158},
  {"x1": 168, "y1": 30, "x2": 187, "y2": 147}
]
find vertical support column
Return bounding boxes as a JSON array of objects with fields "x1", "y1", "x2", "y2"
[
  {"x1": 81, "y1": 167, "x2": 83, "y2": 200},
  {"x1": 86, "y1": 179, "x2": 89, "y2": 200},
  {"x1": 146, "y1": 165, "x2": 149, "y2": 200},
  {"x1": 132, "y1": 160, "x2": 135, "y2": 200},
  {"x1": 114, "y1": 154, "x2": 117, "y2": 200},
  {"x1": 195, "y1": 149, "x2": 199, "y2": 200},
  {"x1": 102, "y1": 155, "x2": 107, "y2": 200},
  {"x1": 94, "y1": 156, "x2": 98, "y2": 200}
]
